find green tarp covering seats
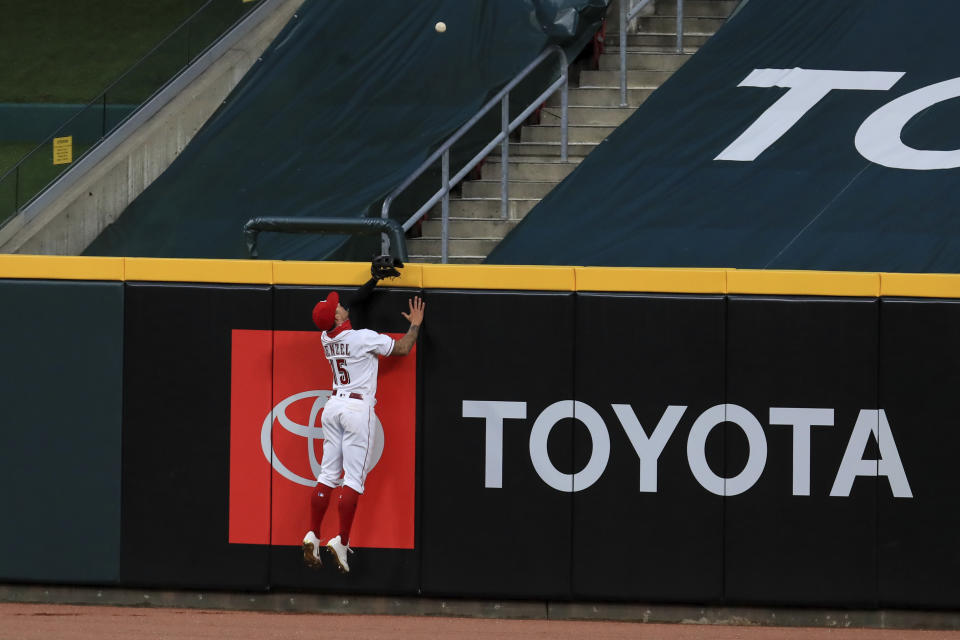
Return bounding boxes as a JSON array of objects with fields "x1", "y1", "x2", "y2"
[{"x1": 86, "y1": 0, "x2": 607, "y2": 260}]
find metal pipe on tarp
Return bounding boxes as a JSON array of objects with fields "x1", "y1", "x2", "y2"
[{"x1": 243, "y1": 216, "x2": 408, "y2": 261}]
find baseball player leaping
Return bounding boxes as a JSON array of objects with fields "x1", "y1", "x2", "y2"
[{"x1": 302, "y1": 276, "x2": 423, "y2": 574}]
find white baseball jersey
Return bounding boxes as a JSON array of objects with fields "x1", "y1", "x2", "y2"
[{"x1": 321, "y1": 327, "x2": 395, "y2": 401}]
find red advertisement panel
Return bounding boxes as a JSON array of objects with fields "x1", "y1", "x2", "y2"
[{"x1": 229, "y1": 329, "x2": 416, "y2": 549}]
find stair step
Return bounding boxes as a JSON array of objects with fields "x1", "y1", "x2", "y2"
[
  {"x1": 655, "y1": 0, "x2": 739, "y2": 18},
  {"x1": 580, "y1": 69, "x2": 675, "y2": 89},
  {"x1": 501, "y1": 141, "x2": 598, "y2": 157},
  {"x1": 521, "y1": 124, "x2": 614, "y2": 144},
  {"x1": 480, "y1": 160, "x2": 579, "y2": 180},
  {"x1": 462, "y1": 180, "x2": 559, "y2": 199},
  {"x1": 604, "y1": 44, "x2": 701, "y2": 54},
  {"x1": 547, "y1": 87, "x2": 653, "y2": 107},
  {"x1": 485, "y1": 154, "x2": 585, "y2": 164},
  {"x1": 420, "y1": 217, "x2": 520, "y2": 237},
  {"x1": 596, "y1": 51, "x2": 692, "y2": 71},
  {"x1": 407, "y1": 237, "x2": 504, "y2": 256},
  {"x1": 605, "y1": 33, "x2": 711, "y2": 48},
  {"x1": 405, "y1": 0, "x2": 738, "y2": 268},
  {"x1": 429, "y1": 197, "x2": 540, "y2": 219},
  {"x1": 407, "y1": 255, "x2": 485, "y2": 264},
  {"x1": 539, "y1": 106, "x2": 634, "y2": 126},
  {"x1": 636, "y1": 15, "x2": 725, "y2": 33}
]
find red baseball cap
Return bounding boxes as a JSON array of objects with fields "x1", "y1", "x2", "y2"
[{"x1": 312, "y1": 291, "x2": 339, "y2": 331}]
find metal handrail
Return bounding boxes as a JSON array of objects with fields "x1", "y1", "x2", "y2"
[
  {"x1": 243, "y1": 216, "x2": 408, "y2": 260},
  {"x1": 619, "y1": 0, "x2": 684, "y2": 107},
  {"x1": 381, "y1": 45, "x2": 569, "y2": 263}
]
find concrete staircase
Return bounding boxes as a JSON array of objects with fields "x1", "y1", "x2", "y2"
[{"x1": 405, "y1": 0, "x2": 737, "y2": 264}]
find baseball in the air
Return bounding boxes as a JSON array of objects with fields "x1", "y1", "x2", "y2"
[{"x1": 435, "y1": 21, "x2": 446, "y2": 33}]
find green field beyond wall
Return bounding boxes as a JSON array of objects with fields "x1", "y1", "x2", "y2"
[
  {"x1": 0, "y1": 0, "x2": 241, "y2": 102},
  {"x1": 0, "y1": 0, "x2": 252, "y2": 176}
]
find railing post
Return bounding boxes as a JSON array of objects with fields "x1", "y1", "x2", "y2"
[
  {"x1": 381, "y1": 195, "x2": 391, "y2": 254},
  {"x1": 619, "y1": 0, "x2": 628, "y2": 107},
  {"x1": 441, "y1": 149, "x2": 450, "y2": 264},
  {"x1": 380, "y1": 232, "x2": 391, "y2": 259},
  {"x1": 676, "y1": 0, "x2": 684, "y2": 53},
  {"x1": 560, "y1": 61, "x2": 569, "y2": 162},
  {"x1": 501, "y1": 94, "x2": 509, "y2": 220},
  {"x1": 386, "y1": 46, "x2": 576, "y2": 239}
]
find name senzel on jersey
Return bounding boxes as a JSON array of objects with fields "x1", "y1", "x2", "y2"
[{"x1": 324, "y1": 342, "x2": 351, "y2": 357}]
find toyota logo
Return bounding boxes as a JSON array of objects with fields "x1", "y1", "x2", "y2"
[{"x1": 260, "y1": 390, "x2": 385, "y2": 486}]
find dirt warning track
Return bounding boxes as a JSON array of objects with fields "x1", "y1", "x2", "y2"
[{"x1": 3, "y1": 603, "x2": 960, "y2": 640}]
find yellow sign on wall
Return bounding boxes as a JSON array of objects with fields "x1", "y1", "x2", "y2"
[{"x1": 52, "y1": 136, "x2": 73, "y2": 165}]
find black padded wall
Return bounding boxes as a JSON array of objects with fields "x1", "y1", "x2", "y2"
[
  {"x1": 419, "y1": 290, "x2": 575, "y2": 599},
  {"x1": 571, "y1": 293, "x2": 726, "y2": 603},
  {"x1": 120, "y1": 282, "x2": 272, "y2": 590},
  {"x1": 724, "y1": 296, "x2": 879, "y2": 607}
]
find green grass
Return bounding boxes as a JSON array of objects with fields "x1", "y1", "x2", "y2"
[
  {"x1": 0, "y1": 0, "x2": 253, "y2": 103},
  {"x1": 0, "y1": 143, "x2": 41, "y2": 225},
  {"x1": 0, "y1": 143, "x2": 39, "y2": 176},
  {"x1": 0, "y1": 141, "x2": 93, "y2": 225},
  {"x1": 0, "y1": 0, "x2": 255, "y2": 220}
]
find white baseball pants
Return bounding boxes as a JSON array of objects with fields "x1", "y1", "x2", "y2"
[{"x1": 317, "y1": 396, "x2": 376, "y2": 494}]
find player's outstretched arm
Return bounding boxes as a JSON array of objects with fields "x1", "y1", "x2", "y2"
[{"x1": 390, "y1": 296, "x2": 425, "y2": 356}]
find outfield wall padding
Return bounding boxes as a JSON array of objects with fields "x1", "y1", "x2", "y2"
[
  {"x1": 570, "y1": 293, "x2": 726, "y2": 603},
  {"x1": 0, "y1": 279, "x2": 123, "y2": 584},
  {"x1": 2, "y1": 265, "x2": 959, "y2": 610},
  {"x1": 724, "y1": 296, "x2": 879, "y2": 608},
  {"x1": 419, "y1": 290, "x2": 576, "y2": 599},
  {"x1": 120, "y1": 282, "x2": 273, "y2": 590},
  {"x1": 878, "y1": 298, "x2": 960, "y2": 610}
]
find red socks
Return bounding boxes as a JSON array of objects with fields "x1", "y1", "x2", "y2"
[
  {"x1": 311, "y1": 483, "x2": 361, "y2": 545},
  {"x1": 338, "y1": 486, "x2": 361, "y2": 545},
  {"x1": 310, "y1": 483, "x2": 335, "y2": 534}
]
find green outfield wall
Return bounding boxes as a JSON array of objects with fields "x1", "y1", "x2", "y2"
[{"x1": 0, "y1": 277, "x2": 123, "y2": 584}]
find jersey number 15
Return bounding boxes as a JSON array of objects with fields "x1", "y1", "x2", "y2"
[{"x1": 330, "y1": 358, "x2": 351, "y2": 385}]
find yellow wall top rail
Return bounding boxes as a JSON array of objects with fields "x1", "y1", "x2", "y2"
[{"x1": 1, "y1": 255, "x2": 960, "y2": 299}]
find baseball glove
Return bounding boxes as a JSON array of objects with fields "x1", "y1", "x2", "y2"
[{"x1": 371, "y1": 254, "x2": 403, "y2": 280}]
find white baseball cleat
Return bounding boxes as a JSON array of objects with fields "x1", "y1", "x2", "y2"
[
  {"x1": 302, "y1": 531, "x2": 323, "y2": 568},
  {"x1": 326, "y1": 535, "x2": 351, "y2": 573}
]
